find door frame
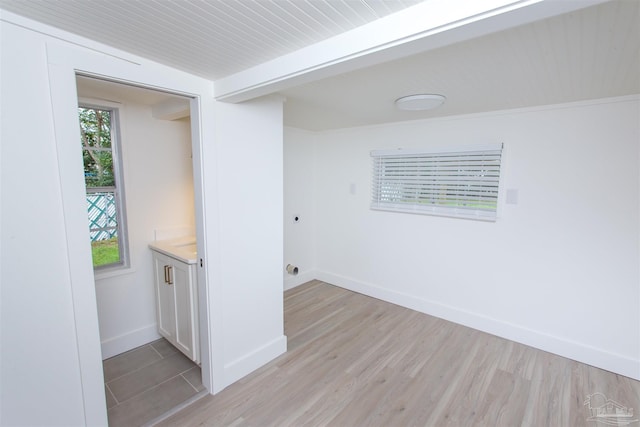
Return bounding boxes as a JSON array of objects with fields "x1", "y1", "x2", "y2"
[{"x1": 46, "y1": 41, "x2": 221, "y2": 425}]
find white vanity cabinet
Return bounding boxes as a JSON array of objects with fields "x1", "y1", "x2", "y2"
[{"x1": 150, "y1": 241, "x2": 200, "y2": 364}]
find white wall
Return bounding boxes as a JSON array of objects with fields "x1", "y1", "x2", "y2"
[
  {"x1": 284, "y1": 127, "x2": 318, "y2": 289},
  {"x1": 214, "y1": 96, "x2": 287, "y2": 385},
  {"x1": 1, "y1": 13, "x2": 286, "y2": 425},
  {"x1": 93, "y1": 98, "x2": 194, "y2": 358},
  {"x1": 1, "y1": 20, "x2": 87, "y2": 427},
  {"x1": 285, "y1": 97, "x2": 640, "y2": 380}
]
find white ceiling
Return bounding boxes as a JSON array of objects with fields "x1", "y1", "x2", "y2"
[
  {"x1": 281, "y1": 0, "x2": 640, "y2": 130},
  {"x1": 2, "y1": 0, "x2": 638, "y2": 131},
  {"x1": 0, "y1": 0, "x2": 421, "y2": 80}
]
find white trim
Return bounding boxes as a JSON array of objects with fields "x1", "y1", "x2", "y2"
[
  {"x1": 370, "y1": 144, "x2": 503, "y2": 221},
  {"x1": 188, "y1": 95, "x2": 223, "y2": 394},
  {"x1": 143, "y1": 391, "x2": 208, "y2": 426},
  {"x1": 314, "y1": 270, "x2": 640, "y2": 381},
  {"x1": 284, "y1": 270, "x2": 318, "y2": 291},
  {"x1": 78, "y1": 96, "x2": 121, "y2": 109},
  {"x1": 79, "y1": 103, "x2": 131, "y2": 272},
  {"x1": 223, "y1": 335, "x2": 287, "y2": 387},
  {"x1": 44, "y1": 38, "x2": 220, "y2": 424},
  {"x1": 100, "y1": 325, "x2": 161, "y2": 360},
  {"x1": 47, "y1": 57, "x2": 109, "y2": 426},
  {"x1": 93, "y1": 267, "x2": 136, "y2": 281},
  {"x1": 371, "y1": 143, "x2": 503, "y2": 157},
  {"x1": 370, "y1": 204, "x2": 498, "y2": 222}
]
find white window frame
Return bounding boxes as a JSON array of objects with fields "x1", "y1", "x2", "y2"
[
  {"x1": 371, "y1": 143, "x2": 504, "y2": 221},
  {"x1": 79, "y1": 103, "x2": 130, "y2": 270}
]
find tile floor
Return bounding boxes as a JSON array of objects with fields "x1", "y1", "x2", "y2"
[{"x1": 103, "y1": 338, "x2": 204, "y2": 427}]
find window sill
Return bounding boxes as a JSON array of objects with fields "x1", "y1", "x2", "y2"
[{"x1": 94, "y1": 266, "x2": 136, "y2": 281}]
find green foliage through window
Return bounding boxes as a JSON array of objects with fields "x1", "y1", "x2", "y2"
[
  {"x1": 79, "y1": 106, "x2": 126, "y2": 268},
  {"x1": 79, "y1": 107, "x2": 115, "y2": 187}
]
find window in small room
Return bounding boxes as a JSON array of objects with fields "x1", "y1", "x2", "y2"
[
  {"x1": 79, "y1": 105, "x2": 129, "y2": 269},
  {"x1": 371, "y1": 143, "x2": 503, "y2": 221}
]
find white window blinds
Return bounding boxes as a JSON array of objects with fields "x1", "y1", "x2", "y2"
[{"x1": 371, "y1": 144, "x2": 503, "y2": 221}]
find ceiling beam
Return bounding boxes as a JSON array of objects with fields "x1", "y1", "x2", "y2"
[{"x1": 214, "y1": 0, "x2": 610, "y2": 103}]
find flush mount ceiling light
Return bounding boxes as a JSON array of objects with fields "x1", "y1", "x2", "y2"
[{"x1": 395, "y1": 94, "x2": 446, "y2": 111}]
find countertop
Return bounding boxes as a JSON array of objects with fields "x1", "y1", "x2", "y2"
[{"x1": 149, "y1": 236, "x2": 197, "y2": 265}]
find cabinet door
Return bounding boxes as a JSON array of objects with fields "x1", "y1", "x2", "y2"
[
  {"x1": 172, "y1": 261, "x2": 196, "y2": 360},
  {"x1": 153, "y1": 253, "x2": 176, "y2": 341}
]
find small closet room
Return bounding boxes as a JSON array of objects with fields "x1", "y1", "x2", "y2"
[{"x1": 76, "y1": 76, "x2": 204, "y2": 426}]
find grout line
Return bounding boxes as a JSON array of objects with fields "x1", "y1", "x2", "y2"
[
  {"x1": 104, "y1": 345, "x2": 161, "y2": 383},
  {"x1": 149, "y1": 342, "x2": 165, "y2": 359},
  {"x1": 115, "y1": 372, "x2": 191, "y2": 405},
  {"x1": 104, "y1": 342, "x2": 200, "y2": 408},
  {"x1": 181, "y1": 371, "x2": 201, "y2": 393},
  {"x1": 105, "y1": 346, "x2": 177, "y2": 384},
  {"x1": 105, "y1": 383, "x2": 120, "y2": 406}
]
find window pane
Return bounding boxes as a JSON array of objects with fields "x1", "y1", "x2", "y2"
[
  {"x1": 83, "y1": 149, "x2": 114, "y2": 187},
  {"x1": 80, "y1": 106, "x2": 126, "y2": 268},
  {"x1": 79, "y1": 107, "x2": 111, "y2": 148},
  {"x1": 91, "y1": 237, "x2": 120, "y2": 267},
  {"x1": 80, "y1": 107, "x2": 115, "y2": 188},
  {"x1": 371, "y1": 145, "x2": 503, "y2": 221}
]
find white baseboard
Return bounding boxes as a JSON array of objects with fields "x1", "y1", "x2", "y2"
[
  {"x1": 223, "y1": 335, "x2": 287, "y2": 387},
  {"x1": 284, "y1": 269, "x2": 317, "y2": 291},
  {"x1": 101, "y1": 324, "x2": 161, "y2": 360},
  {"x1": 315, "y1": 270, "x2": 640, "y2": 381}
]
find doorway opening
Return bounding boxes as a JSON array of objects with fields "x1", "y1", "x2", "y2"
[{"x1": 76, "y1": 75, "x2": 208, "y2": 425}]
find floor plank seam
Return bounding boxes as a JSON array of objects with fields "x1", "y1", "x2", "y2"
[{"x1": 144, "y1": 390, "x2": 209, "y2": 427}]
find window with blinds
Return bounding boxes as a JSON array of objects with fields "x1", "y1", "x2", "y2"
[{"x1": 371, "y1": 144, "x2": 503, "y2": 221}]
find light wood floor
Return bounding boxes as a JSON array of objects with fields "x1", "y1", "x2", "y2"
[{"x1": 158, "y1": 280, "x2": 639, "y2": 426}]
